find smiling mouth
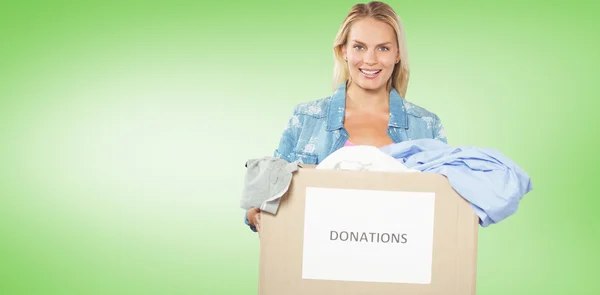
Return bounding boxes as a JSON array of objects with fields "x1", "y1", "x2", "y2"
[{"x1": 360, "y1": 69, "x2": 382, "y2": 75}]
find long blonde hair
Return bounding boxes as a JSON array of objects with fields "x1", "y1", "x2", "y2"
[{"x1": 332, "y1": 1, "x2": 410, "y2": 98}]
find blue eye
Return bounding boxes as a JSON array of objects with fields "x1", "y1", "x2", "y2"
[
  {"x1": 379, "y1": 47, "x2": 389, "y2": 51},
  {"x1": 353, "y1": 45, "x2": 364, "y2": 51}
]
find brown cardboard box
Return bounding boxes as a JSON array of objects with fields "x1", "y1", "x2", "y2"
[{"x1": 258, "y1": 165, "x2": 479, "y2": 295}]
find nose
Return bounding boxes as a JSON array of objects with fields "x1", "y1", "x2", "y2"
[{"x1": 363, "y1": 48, "x2": 377, "y2": 65}]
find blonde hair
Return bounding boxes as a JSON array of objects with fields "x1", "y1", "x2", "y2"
[{"x1": 332, "y1": 1, "x2": 410, "y2": 98}]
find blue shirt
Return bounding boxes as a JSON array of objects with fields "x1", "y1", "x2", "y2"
[
  {"x1": 244, "y1": 81, "x2": 447, "y2": 231},
  {"x1": 380, "y1": 139, "x2": 533, "y2": 227},
  {"x1": 272, "y1": 82, "x2": 447, "y2": 165}
]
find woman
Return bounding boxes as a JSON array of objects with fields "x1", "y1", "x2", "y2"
[{"x1": 245, "y1": 1, "x2": 447, "y2": 232}]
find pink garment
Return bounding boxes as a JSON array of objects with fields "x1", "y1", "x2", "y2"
[{"x1": 343, "y1": 140, "x2": 395, "y2": 148}]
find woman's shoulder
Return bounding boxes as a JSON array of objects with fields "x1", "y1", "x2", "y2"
[
  {"x1": 288, "y1": 95, "x2": 333, "y2": 119},
  {"x1": 402, "y1": 99, "x2": 442, "y2": 121}
]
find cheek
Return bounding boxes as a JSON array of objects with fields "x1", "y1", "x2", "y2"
[
  {"x1": 381, "y1": 55, "x2": 397, "y2": 68},
  {"x1": 347, "y1": 54, "x2": 362, "y2": 67}
]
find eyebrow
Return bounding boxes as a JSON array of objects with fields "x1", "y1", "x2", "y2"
[{"x1": 351, "y1": 39, "x2": 393, "y2": 46}]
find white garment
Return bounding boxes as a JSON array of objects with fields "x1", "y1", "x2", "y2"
[{"x1": 316, "y1": 145, "x2": 419, "y2": 173}]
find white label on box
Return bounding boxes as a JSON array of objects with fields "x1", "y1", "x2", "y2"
[{"x1": 301, "y1": 187, "x2": 436, "y2": 284}]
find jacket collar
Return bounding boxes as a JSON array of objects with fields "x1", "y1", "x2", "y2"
[{"x1": 326, "y1": 81, "x2": 408, "y2": 131}]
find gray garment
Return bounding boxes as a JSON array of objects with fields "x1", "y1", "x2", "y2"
[{"x1": 240, "y1": 157, "x2": 301, "y2": 214}]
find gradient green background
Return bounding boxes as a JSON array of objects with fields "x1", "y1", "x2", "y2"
[{"x1": 1, "y1": 0, "x2": 598, "y2": 294}]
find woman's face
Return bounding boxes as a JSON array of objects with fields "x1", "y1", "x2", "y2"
[{"x1": 343, "y1": 17, "x2": 399, "y2": 93}]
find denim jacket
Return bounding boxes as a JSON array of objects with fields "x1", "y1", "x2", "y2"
[
  {"x1": 243, "y1": 81, "x2": 448, "y2": 231},
  {"x1": 273, "y1": 82, "x2": 447, "y2": 165}
]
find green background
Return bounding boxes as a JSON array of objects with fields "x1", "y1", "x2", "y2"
[{"x1": 1, "y1": 0, "x2": 597, "y2": 294}]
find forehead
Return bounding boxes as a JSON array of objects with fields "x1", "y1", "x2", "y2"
[{"x1": 348, "y1": 17, "x2": 397, "y2": 44}]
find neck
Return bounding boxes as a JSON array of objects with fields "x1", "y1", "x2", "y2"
[{"x1": 346, "y1": 82, "x2": 389, "y2": 110}]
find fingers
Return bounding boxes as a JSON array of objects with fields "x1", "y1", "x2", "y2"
[
  {"x1": 255, "y1": 212, "x2": 261, "y2": 233},
  {"x1": 247, "y1": 208, "x2": 262, "y2": 234}
]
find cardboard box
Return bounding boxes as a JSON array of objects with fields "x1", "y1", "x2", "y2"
[{"x1": 258, "y1": 165, "x2": 479, "y2": 295}]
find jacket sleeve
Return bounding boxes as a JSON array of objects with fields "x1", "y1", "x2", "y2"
[
  {"x1": 273, "y1": 105, "x2": 301, "y2": 162},
  {"x1": 432, "y1": 114, "x2": 448, "y2": 144}
]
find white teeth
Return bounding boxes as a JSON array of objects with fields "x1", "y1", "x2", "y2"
[{"x1": 360, "y1": 69, "x2": 380, "y2": 75}]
